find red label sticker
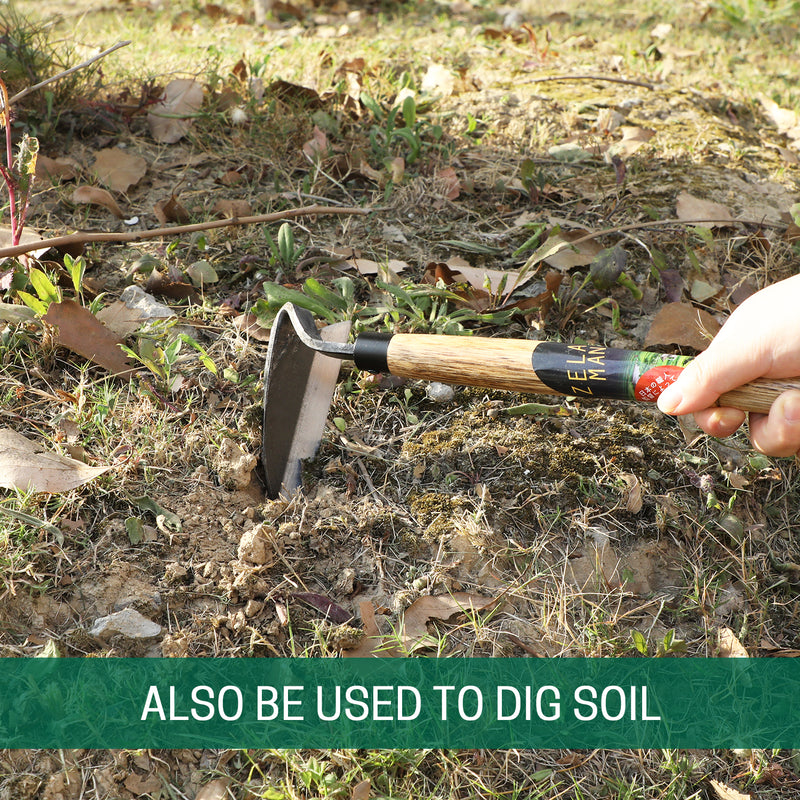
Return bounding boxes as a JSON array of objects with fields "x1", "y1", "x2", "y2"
[{"x1": 635, "y1": 365, "x2": 684, "y2": 402}]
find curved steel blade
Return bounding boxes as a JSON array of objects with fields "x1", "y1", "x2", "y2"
[{"x1": 262, "y1": 304, "x2": 351, "y2": 499}]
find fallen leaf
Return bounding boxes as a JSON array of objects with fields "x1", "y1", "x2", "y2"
[
  {"x1": 758, "y1": 94, "x2": 800, "y2": 140},
  {"x1": 644, "y1": 302, "x2": 720, "y2": 351},
  {"x1": 351, "y1": 779, "x2": 371, "y2": 800},
  {"x1": 0, "y1": 226, "x2": 50, "y2": 263},
  {"x1": 124, "y1": 774, "x2": 163, "y2": 795},
  {"x1": 537, "y1": 229, "x2": 602, "y2": 271},
  {"x1": 72, "y1": 186, "x2": 125, "y2": 219},
  {"x1": 689, "y1": 278, "x2": 720, "y2": 303},
  {"x1": 35, "y1": 154, "x2": 78, "y2": 182},
  {"x1": 92, "y1": 147, "x2": 148, "y2": 193},
  {"x1": 620, "y1": 473, "x2": 643, "y2": 514},
  {"x1": 0, "y1": 428, "x2": 110, "y2": 493},
  {"x1": 717, "y1": 626, "x2": 749, "y2": 658},
  {"x1": 676, "y1": 192, "x2": 734, "y2": 227},
  {"x1": 148, "y1": 78, "x2": 205, "y2": 143},
  {"x1": 232, "y1": 312, "x2": 271, "y2": 341},
  {"x1": 608, "y1": 126, "x2": 656, "y2": 158},
  {"x1": 96, "y1": 285, "x2": 175, "y2": 337},
  {"x1": 292, "y1": 592, "x2": 352, "y2": 624},
  {"x1": 710, "y1": 778, "x2": 751, "y2": 800},
  {"x1": 303, "y1": 125, "x2": 329, "y2": 159},
  {"x1": 43, "y1": 299, "x2": 136, "y2": 377},
  {"x1": 389, "y1": 156, "x2": 405, "y2": 183},
  {"x1": 348, "y1": 257, "x2": 407, "y2": 279},
  {"x1": 449, "y1": 263, "x2": 513, "y2": 295},
  {"x1": 421, "y1": 62, "x2": 456, "y2": 97},
  {"x1": 436, "y1": 166, "x2": 461, "y2": 200},
  {"x1": 213, "y1": 199, "x2": 252, "y2": 217},
  {"x1": 153, "y1": 194, "x2": 191, "y2": 224},
  {"x1": 342, "y1": 601, "x2": 391, "y2": 658},
  {"x1": 399, "y1": 593, "x2": 497, "y2": 651},
  {"x1": 503, "y1": 271, "x2": 563, "y2": 319},
  {"x1": 195, "y1": 778, "x2": 232, "y2": 800},
  {"x1": 145, "y1": 270, "x2": 201, "y2": 302}
]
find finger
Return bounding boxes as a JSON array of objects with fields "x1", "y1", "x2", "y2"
[
  {"x1": 657, "y1": 347, "x2": 770, "y2": 416},
  {"x1": 692, "y1": 406, "x2": 746, "y2": 438},
  {"x1": 749, "y1": 390, "x2": 800, "y2": 458}
]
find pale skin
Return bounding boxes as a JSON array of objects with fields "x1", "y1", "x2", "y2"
[{"x1": 657, "y1": 273, "x2": 800, "y2": 458}]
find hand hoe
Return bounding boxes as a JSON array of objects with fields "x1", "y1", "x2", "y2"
[{"x1": 262, "y1": 302, "x2": 800, "y2": 499}]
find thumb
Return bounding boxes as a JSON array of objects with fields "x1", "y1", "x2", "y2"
[{"x1": 657, "y1": 350, "x2": 765, "y2": 416}]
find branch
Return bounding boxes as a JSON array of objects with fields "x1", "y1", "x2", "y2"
[
  {"x1": 524, "y1": 73, "x2": 655, "y2": 90},
  {"x1": 0, "y1": 204, "x2": 371, "y2": 259}
]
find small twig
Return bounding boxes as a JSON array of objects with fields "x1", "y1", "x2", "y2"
[
  {"x1": 0, "y1": 204, "x2": 371, "y2": 259},
  {"x1": 8, "y1": 40, "x2": 132, "y2": 105},
  {"x1": 524, "y1": 73, "x2": 655, "y2": 90}
]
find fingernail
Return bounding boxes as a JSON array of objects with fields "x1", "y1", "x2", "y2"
[
  {"x1": 782, "y1": 392, "x2": 800, "y2": 424},
  {"x1": 657, "y1": 382, "x2": 682, "y2": 414}
]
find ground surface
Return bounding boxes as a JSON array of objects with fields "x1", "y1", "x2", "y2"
[{"x1": 1, "y1": 0, "x2": 800, "y2": 797}]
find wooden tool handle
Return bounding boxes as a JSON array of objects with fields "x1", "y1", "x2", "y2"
[{"x1": 353, "y1": 332, "x2": 800, "y2": 414}]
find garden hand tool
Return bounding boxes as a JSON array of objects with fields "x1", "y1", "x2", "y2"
[{"x1": 262, "y1": 302, "x2": 800, "y2": 499}]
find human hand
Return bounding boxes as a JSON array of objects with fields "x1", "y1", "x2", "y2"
[{"x1": 656, "y1": 273, "x2": 800, "y2": 457}]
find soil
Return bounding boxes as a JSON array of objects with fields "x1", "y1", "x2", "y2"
[{"x1": 2, "y1": 0, "x2": 800, "y2": 796}]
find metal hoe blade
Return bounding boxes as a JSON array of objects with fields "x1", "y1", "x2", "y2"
[{"x1": 262, "y1": 305, "x2": 351, "y2": 499}]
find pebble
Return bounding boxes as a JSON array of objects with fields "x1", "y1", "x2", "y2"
[
  {"x1": 89, "y1": 608, "x2": 162, "y2": 641},
  {"x1": 426, "y1": 382, "x2": 455, "y2": 402}
]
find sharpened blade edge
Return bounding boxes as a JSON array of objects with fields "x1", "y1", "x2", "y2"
[{"x1": 262, "y1": 309, "x2": 350, "y2": 499}]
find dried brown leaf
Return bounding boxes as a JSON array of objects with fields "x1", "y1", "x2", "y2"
[
  {"x1": 147, "y1": 78, "x2": 205, "y2": 143},
  {"x1": 644, "y1": 302, "x2": 720, "y2": 351},
  {"x1": 620, "y1": 472, "x2": 643, "y2": 514},
  {"x1": 542, "y1": 229, "x2": 602, "y2": 271},
  {"x1": 35, "y1": 154, "x2": 78, "y2": 182},
  {"x1": 153, "y1": 194, "x2": 191, "y2": 224},
  {"x1": 342, "y1": 601, "x2": 394, "y2": 658},
  {"x1": 43, "y1": 300, "x2": 136, "y2": 378},
  {"x1": 0, "y1": 428, "x2": 110, "y2": 493},
  {"x1": 0, "y1": 226, "x2": 50, "y2": 263},
  {"x1": 232, "y1": 312, "x2": 271, "y2": 341},
  {"x1": 608, "y1": 126, "x2": 656, "y2": 158},
  {"x1": 213, "y1": 199, "x2": 253, "y2": 217},
  {"x1": 145, "y1": 270, "x2": 201, "y2": 303},
  {"x1": 195, "y1": 778, "x2": 232, "y2": 800},
  {"x1": 292, "y1": 592, "x2": 351, "y2": 624},
  {"x1": 759, "y1": 94, "x2": 800, "y2": 140},
  {"x1": 710, "y1": 778, "x2": 751, "y2": 800},
  {"x1": 303, "y1": 125, "x2": 329, "y2": 159},
  {"x1": 400, "y1": 593, "x2": 497, "y2": 650},
  {"x1": 351, "y1": 779, "x2": 371, "y2": 800},
  {"x1": 71, "y1": 185, "x2": 125, "y2": 219},
  {"x1": 676, "y1": 192, "x2": 734, "y2": 227},
  {"x1": 92, "y1": 147, "x2": 148, "y2": 193},
  {"x1": 717, "y1": 626, "x2": 749, "y2": 658}
]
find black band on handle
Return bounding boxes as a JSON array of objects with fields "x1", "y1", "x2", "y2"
[{"x1": 353, "y1": 333, "x2": 393, "y2": 373}]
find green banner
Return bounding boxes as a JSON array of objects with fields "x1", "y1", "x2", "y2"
[{"x1": 2, "y1": 658, "x2": 798, "y2": 748}]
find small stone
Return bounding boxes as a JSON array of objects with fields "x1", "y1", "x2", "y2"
[
  {"x1": 426, "y1": 382, "x2": 455, "y2": 402},
  {"x1": 89, "y1": 608, "x2": 162, "y2": 641}
]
